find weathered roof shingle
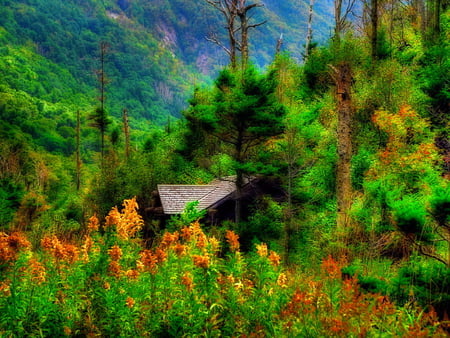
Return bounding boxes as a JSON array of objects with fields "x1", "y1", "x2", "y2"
[{"x1": 157, "y1": 178, "x2": 237, "y2": 215}]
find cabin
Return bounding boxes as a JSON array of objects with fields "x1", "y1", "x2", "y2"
[{"x1": 146, "y1": 176, "x2": 284, "y2": 225}]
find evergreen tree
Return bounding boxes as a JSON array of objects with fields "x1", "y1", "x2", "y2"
[{"x1": 184, "y1": 65, "x2": 286, "y2": 223}]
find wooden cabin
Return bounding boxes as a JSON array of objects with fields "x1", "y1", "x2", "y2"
[{"x1": 146, "y1": 176, "x2": 284, "y2": 225}]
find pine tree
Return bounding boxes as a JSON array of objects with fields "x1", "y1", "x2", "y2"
[{"x1": 184, "y1": 65, "x2": 286, "y2": 223}]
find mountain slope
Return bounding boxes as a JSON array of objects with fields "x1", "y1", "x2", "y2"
[{"x1": 0, "y1": 0, "x2": 334, "y2": 124}]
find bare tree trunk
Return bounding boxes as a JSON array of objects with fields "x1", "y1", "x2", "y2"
[
  {"x1": 331, "y1": 62, "x2": 354, "y2": 229},
  {"x1": 123, "y1": 108, "x2": 130, "y2": 160},
  {"x1": 304, "y1": 0, "x2": 315, "y2": 61},
  {"x1": 371, "y1": 0, "x2": 379, "y2": 59},
  {"x1": 76, "y1": 110, "x2": 81, "y2": 191}
]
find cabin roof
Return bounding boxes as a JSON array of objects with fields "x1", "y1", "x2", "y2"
[{"x1": 157, "y1": 177, "x2": 237, "y2": 215}]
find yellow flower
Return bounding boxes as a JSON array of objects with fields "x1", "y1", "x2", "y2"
[{"x1": 256, "y1": 243, "x2": 268, "y2": 257}]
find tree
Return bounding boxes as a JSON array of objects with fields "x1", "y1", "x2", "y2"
[
  {"x1": 334, "y1": 0, "x2": 357, "y2": 40},
  {"x1": 330, "y1": 61, "x2": 354, "y2": 230},
  {"x1": 76, "y1": 110, "x2": 81, "y2": 191},
  {"x1": 205, "y1": 0, "x2": 266, "y2": 68},
  {"x1": 304, "y1": 0, "x2": 315, "y2": 62},
  {"x1": 184, "y1": 66, "x2": 286, "y2": 223},
  {"x1": 88, "y1": 42, "x2": 111, "y2": 163}
]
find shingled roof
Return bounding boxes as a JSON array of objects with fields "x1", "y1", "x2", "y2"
[{"x1": 157, "y1": 177, "x2": 238, "y2": 215}]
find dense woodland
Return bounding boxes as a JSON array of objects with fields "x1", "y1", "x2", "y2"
[{"x1": 0, "y1": 0, "x2": 449, "y2": 336}]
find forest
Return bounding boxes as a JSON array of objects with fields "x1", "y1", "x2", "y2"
[{"x1": 0, "y1": 0, "x2": 449, "y2": 336}]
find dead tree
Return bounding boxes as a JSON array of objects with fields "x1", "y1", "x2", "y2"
[
  {"x1": 205, "y1": 0, "x2": 266, "y2": 68},
  {"x1": 76, "y1": 110, "x2": 81, "y2": 191},
  {"x1": 122, "y1": 108, "x2": 130, "y2": 160},
  {"x1": 334, "y1": 0, "x2": 357, "y2": 40},
  {"x1": 304, "y1": 0, "x2": 315, "y2": 61},
  {"x1": 330, "y1": 62, "x2": 354, "y2": 230}
]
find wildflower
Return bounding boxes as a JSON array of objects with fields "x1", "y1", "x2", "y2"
[
  {"x1": 87, "y1": 214, "x2": 99, "y2": 232},
  {"x1": 103, "y1": 282, "x2": 111, "y2": 290},
  {"x1": 277, "y1": 273, "x2": 288, "y2": 288},
  {"x1": 181, "y1": 271, "x2": 194, "y2": 292},
  {"x1": 196, "y1": 231, "x2": 208, "y2": 249},
  {"x1": 190, "y1": 221, "x2": 202, "y2": 236},
  {"x1": 63, "y1": 326, "x2": 72, "y2": 336},
  {"x1": 125, "y1": 269, "x2": 139, "y2": 280},
  {"x1": 180, "y1": 226, "x2": 193, "y2": 241},
  {"x1": 209, "y1": 236, "x2": 220, "y2": 253},
  {"x1": 41, "y1": 235, "x2": 79, "y2": 263},
  {"x1": 0, "y1": 232, "x2": 31, "y2": 263},
  {"x1": 225, "y1": 230, "x2": 240, "y2": 252},
  {"x1": 268, "y1": 250, "x2": 281, "y2": 267},
  {"x1": 155, "y1": 248, "x2": 167, "y2": 263},
  {"x1": 105, "y1": 206, "x2": 121, "y2": 228},
  {"x1": 118, "y1": 197, "x2": 143, "y2": 240},
  {"x1": 108, "y1": 245, "x2": 123, "y2": 261},
  {"x1": 108, "y1": 260, "x2": 121, "y2": 277},
  {"x1": 125, "y1": 296, "x2": 135, "y2": 308},
  {"x1": 29, "y1": 257, "x2": 46, "y2": 285},
  {"x1": 256, "y1": 243, "x2": 268, "y2": 257},
  {"x1": 174, "y1": 242, "x2": 187, "y2": 257},
  {"x1": 321, "y1": 255, "x2": 341, "y2": 279},
  {"x1": 0, "y1": 281, "x2": 11, "y2": 297},
  {"x1": 139, "y1": 250, "x2": 158, "y2": 272},
  {"x1": 160, "y1": 231, "x2": 179, "y2": 249},
  {"x1": 81, "y1": 235, "x2": 93, "y2": 262},
  {"x1": 193, "y1": 254, "x2": 210, "y2": 269}
]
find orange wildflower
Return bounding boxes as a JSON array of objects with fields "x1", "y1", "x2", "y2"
[
  {"x1": 181, "y1": 271, "x2": 194, "y2": 292},
  {"x1": 174, "y1": 242, "x2": 187, "y2": 257},
  {"x1": 196, "y1": 231, "x2": 208, "y2": 249},
  {"x1": 105, "y1": 206, "x2": 121, "y2": 228},
  {"x1": 160, "y1": 231, "x2": 179, "y2": 249},
  {"x1": 256, "y1": 243, "x2": 268, "y2": 257},
  {"x1": 190, "y1": 221, "x2": 202, "y2": 236},
  {"x1": 321, "y1": 255, "x2": 342, "y2": 279},
  {"x1": 108, "y1": 245, "x2": 123, "y2": 261},
  {"x1": 63, "y1": 326, "x2": 72, "y2": 336},
  {"x1": 125, "y1": 296, "x2": 135, "y2": 308},
  {"x1": 125, "y1": 269, "x2": 139, "y2": 280},
  {"x1": 225, "y1": 230, "x2": 240, "y2": 252},
  {"x1": 0, "y1": 232, "x2": 31, "y2": 263},
  {"x1": 0, "y1": 280, "x2": 11, "y2": 297},
  {"x1": 108, "y1": 260, "x2": 121, "y2": 277},
  {"x1": 139, "y1": 250, "x2": 158, "y2": 272},
  {"x1": 87, "y1": 214, "x2": 99, "y2": 232},
  {"x1": 155, "y1": 248, "x2": 167, "y2": 263},
  {"x1": 118, "y1": 197, "x2": 143, "y2": 240},
  {"x1": 193, "y1": 254, "x2": 210, "y2": 269},
  {"x1": 41, "y1": 235, "x2": 79, "y2": 263},
  {"x1": 81, "y1": 235, "x2": 93, "y2": 262},
  {"x1": 180, "y1": 226, "x2": 193, "y2": 241},
  {"x1": 29, "y1": 257, "x2": 46, "y2": 285},
  {"x1": 268, "y1": 250, "x2": 281, "y2": 267}
]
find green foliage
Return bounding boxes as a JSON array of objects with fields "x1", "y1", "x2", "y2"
[
  {"x1": 167, "y1": 201, "x2": 207, "y2": 231},
  {"x1": 429, "y1": 186, "x2": 450, "y2": 226},
  {"x1": 393, "y1": 258, "x2": 450, "y2": 315},
  {"x1": 240, "y1": 197, "x2": 284, "y2": 251},
  {"x1": 389, "y1": 196, "x2": 432, "y2": 242}
]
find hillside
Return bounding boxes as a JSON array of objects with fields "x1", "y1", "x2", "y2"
[{"x1": 0, "y1": 0, "x2": 334, "y2": 125}]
